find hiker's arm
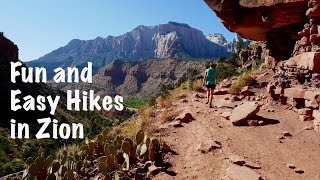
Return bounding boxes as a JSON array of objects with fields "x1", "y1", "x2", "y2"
[{"x1": 202, "y1": 71, "x2": 206, "y2": 86}]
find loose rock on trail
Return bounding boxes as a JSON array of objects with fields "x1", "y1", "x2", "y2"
[{"x1": 153, "y1": 81, "x2": 320, "y2": 180}]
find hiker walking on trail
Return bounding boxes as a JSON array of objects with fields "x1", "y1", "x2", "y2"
[{"x1": 203, "y1": 63, "x2": 217, "y2": 108}]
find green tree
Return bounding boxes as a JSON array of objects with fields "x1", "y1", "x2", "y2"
[
  {"x1": 176, "y1": 76, "x2": 187, "y2": 87},
  {"x1": 229, "y1": 53, "x2": 238, "y2": 66},
  {"x1": 216, "y1": 62, "x2": 237, "y2": 81},
  {"x1": 186, "y1": 68, "x2": 199, "y2": 79},
  {"x1": 235, "y1": 40, "x2": 244, "y2": 52},
  {"x1": 218, "y1": 56, "x2": 227, "y2": 62},
  {"x1": 160, "y1": 83, "x2": 175, "y2": 97}
]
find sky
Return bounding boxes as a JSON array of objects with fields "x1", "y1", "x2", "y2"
[{"x1": 0, "y1": 0, "x2": 235, "y2": 62}]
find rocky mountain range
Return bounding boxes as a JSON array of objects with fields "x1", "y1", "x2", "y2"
[
  {"x1": 207, "y1": 33, "x2": 250, "y2": 53},
  {"x1": 27, "y1": 22, "x2": 244, "y2": 79},
  {"x1": 49, "y1": 58, "x2": 208, "y2": 97}
]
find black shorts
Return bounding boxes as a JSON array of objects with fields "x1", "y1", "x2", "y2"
[{"x1": 206, "y1": 84, "x2": 216, "y2": 89}]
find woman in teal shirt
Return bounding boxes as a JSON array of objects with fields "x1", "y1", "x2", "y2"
[{"x1": 203, "y1": 63, "x2": 217, "y2": 108}]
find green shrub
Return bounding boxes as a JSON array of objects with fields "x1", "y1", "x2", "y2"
[
  {"x1": 187, "y1": 67, "x2": 199, "y2": 79},
  {"x1": 22, "y1": 144, "x2": 38, "y2": 160},
  {"x1": 235, "y1": 41, "x2": 244, "y2": 52},
  {"x1": 160, "y1": 83, "x2": 175, "y2": 97},
  {"x1": 229, "y1": 72, "x2": 255, "y2": 95},
  {"x1": 0, "y1": 159, "x2": 24, "y2": 177},
  {"x1": 0, "y1": 162, "x2": 15, "y2": 176},
  {"x1": 124, "y1": 97, "x2": 153, "y2": 109},
  {"x1": 176, "y1": 76, "x2": 187, "y2": 87},
  {"x1": 0, "y1": 137, "x2": 11, "y2": 153},
  {"x1": 228, "y1": 53, "x2": 238, "y2": 66},
  {"x1": 192, "y1": 79, "x2": 205, "y2": 92},
  {"x1": 218, "y1": 56, "x2": 227, "y2": 62},
  {"x1": 216, "y1": 62, "x2": 238, "y2": 81},
  {"x1": 253, "y1": 58, "x2": 265, "y2": 69},
  {"x1": 188, "y1": 79, "x2": 194, "y2": 90}
]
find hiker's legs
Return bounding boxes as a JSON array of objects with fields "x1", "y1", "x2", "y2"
[
  {"x1": 206, "y1": 87, "x2": 210, "y2": 104},
  {"x1": 209, "y1": 88, "x2": 214, "y2": 107}
]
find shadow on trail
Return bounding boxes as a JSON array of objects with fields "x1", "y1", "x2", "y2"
[
  {"x1": 238, "y1": 115, "x2": 280, "y2": 126},
  {"x1": 160, "y1": 161, "x2": 177, "y2": 177},
  {"x1": 159, "y1": 149, "x2": 179, "y2": 176},
  {"x1": 254, "y1": 115, "x2": 280, "y2": 126}
]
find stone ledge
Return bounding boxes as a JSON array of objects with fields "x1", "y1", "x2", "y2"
[
  {"x1": 285, "y1": 52, "x2": 320, "y2": 71},
  {"x1": 284, "y1": 88, "x2": 320, "y2": 101}
]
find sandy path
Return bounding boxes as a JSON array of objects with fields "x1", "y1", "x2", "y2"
[{"x1": 154, "y1": 92, "x2": 320, "y2": 180}]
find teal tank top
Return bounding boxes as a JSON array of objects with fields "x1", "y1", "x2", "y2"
[{"x1": 205, "y1": 68, "x2": 216, "y2": 85}]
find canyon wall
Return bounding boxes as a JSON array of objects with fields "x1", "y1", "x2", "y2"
[{"x1": 205, "y1": 0, "x2": 309, "y2": 67}]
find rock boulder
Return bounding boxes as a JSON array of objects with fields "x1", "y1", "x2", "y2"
[
  {"x1": 224, "y1": 164, "x2": 263, "y2": 180},
  {"x1": 312, "y1": 110, "x2": 320, "y2": 132},
  {"x1": 284, "y1": 88, "x2": 305, "y2": 98},
  {"x1": 230, "y1": 102, "x2": 260, "y2": 125}
]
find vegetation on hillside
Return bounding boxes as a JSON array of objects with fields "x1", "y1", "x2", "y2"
[
  {"x1": 20, "y1": 83, "x2": 190, "y2": 179},
  {"x1": 123, "y1": 97, "x2": 154, "y2": 109},
  {"x1": 0, "y1": 110, "x2": 135, "y2": 177},
  {"x1": 10, "y1": 41, "x2": 265, "y2": 178},
  {"x1": 0, "y1": 91, "x2": 135, "y2": 177}
]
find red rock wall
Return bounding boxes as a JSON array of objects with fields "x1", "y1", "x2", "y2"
[
  {"x1": 0, "y1": 34, "x2": 19, "y2": 61},
  {"x1": 205, "y1": 0, "x2": 309, "y2": 66}
]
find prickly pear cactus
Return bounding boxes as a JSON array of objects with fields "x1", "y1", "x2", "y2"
[
  {"x1": 23, "y1": 129, "x2": 168, "y2": 180},
  {"x1": 23, "y1": 147, "x2": 87, "y2": 180},
  {"x1": 136, "y1": 130, "x2": 144, "y2": 145}
]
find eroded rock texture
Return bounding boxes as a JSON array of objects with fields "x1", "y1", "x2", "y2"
[
  {"x1": 205, "y1": 0, "x2": 309, "y2": 67},
  {"x1": 293, "y1": 0, "x2": 320, "y2": 56},
  {"x1": 239, "y1": 41, "x2": 265, "y2": 69}
]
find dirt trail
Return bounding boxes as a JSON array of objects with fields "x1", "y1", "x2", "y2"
[{"x1": 154, "y1": 91, "x2": 320, "y2": 180}]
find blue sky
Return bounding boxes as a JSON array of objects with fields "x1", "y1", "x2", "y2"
[{"x1": 0, "y1": 0, "x2": 235, "y2": 62}]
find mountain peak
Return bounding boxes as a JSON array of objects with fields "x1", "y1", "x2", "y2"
[
  {"x1": 167, "y1": 21, "x2": 191, "y2": 28},
  {"x1": 206, "y1": 33, "x2": 227, "y2": 46},
  {"x1": 134, "y1": 22, "x2": 192, "y2": 31},
  {"x1": 233, "y1": 34, "x2": 244, "y2": 43},
  {"x1": 68, "y1": 39, "x2": 82, "y2": 45}
]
